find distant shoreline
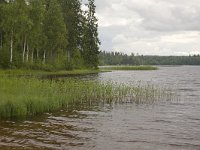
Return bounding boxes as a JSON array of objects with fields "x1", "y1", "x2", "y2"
[{"x1": 99, "y1": 65, "x2": 158, "y2": 71}]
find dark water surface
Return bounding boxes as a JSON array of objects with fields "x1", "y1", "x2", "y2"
[{"x1": 0, "y1": 66, "x2": 200, "y2": 150}]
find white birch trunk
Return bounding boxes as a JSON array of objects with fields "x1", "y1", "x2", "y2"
[
  {"x1": 31, "y1": 49, "x2": 34, "y2": 63},
  {"x1": 22, "y1": 36, "x2": 26, "y2": 63},
  {"x1": 43, "y1": 50, "x2": 46, "y2": 64},
  {"x1": 10, "y1": 30, "x2": 13, "y2": 63},
  {"x1": 36, "y1": 48, "x2": 39, "y2": 60},
  {"x1": 26, "y1": 43, "x2": 29, "y2": 62}
]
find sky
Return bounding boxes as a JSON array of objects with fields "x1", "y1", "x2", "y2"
[{"x1": 94, "y1": 0, "x2": 200, "y2": 56}]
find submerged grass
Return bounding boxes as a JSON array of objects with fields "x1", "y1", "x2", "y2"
[
  {"x1": 99, "y1": 65, "x2": 158, "y2": 70},
  {"x1": 0, "y1": 77, "x2": 174, "y2": 120}
]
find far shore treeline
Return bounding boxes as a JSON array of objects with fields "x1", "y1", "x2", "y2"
[
  {"x1": 0, "y1": 0, "x2": 100, "y2": 70},
  {"x1": 99, "y1": 51, "x2": 200, "y2": 66}
]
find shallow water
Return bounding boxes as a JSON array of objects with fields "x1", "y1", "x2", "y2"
[{"x1": 0, "y1": 66, "x2": 200, "y2": 150}]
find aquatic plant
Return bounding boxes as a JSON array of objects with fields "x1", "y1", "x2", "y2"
[{"x1": 0, "y1": 77, "x2": 174, "y2": 120}]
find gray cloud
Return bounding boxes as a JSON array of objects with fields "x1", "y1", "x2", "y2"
[
  {"x1": 95, "y1": 0, "x2": 200, "y2": 55},
  {"x1": 126, "y1": 0, "x2": 200, "y2": 31}
]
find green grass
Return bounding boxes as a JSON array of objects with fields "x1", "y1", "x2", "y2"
[
  {"x1": 0, "y1": 66, "x2": 156, "y2": 78},
  {"x1": 0, "y1": 69, "x2": 108, "y2": 77},
  {"x1": 0, "y1": 77, "x2": 174, "y2": 120},
  {"x1": 99, "y1": 65, "x2": 158, "y2": 70}
]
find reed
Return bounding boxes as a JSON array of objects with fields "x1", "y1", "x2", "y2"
[{"x1": 0, "y1": 77, "x2": 174, "y2": 120}]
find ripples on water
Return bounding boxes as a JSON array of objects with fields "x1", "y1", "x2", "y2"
[{"x1": 0, "y1": 66, "x2": 200, "y2": 150}]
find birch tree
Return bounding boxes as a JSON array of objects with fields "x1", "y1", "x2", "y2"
[
  {"x1": 1, "y1": 1, "x2": 17, "y2": 63},
  {"x1": 43, "y1": 0, "x2": 67, "y2": 64},
  {"x1": 29, "y1": 0, "x2": 45, "y2": 62}
]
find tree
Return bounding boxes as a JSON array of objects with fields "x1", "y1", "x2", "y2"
[
  {"x1": 14, "y1": 0, "x2": 33, "y2": 63},
  {"x1": 29, "y1": 0, "x2": 45, "y2": 62},
  {"x1": 82, "y1": 0, "x2": 100, "y2": 68},
  {"x1": 0, "y1": 1, "x2": 4, "y2": 49},
  {"x1": 0, "y1": 0, "x2": 101, "y2": 70},
  {"x1": 43, "y1": 0, "x2": 68, "y2": 64},
  {"x1": 58, "y1": 0, "x2": 81, "y2": 63},
  {"x1": 1, "y1": 0, "x2": 18, "y2": 63}
]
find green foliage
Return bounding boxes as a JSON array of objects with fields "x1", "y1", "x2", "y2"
[
  {"x1": 43, "y1": 0, "x2": 67, "y2": 60},
  {"x1": 72, "y1": 49, "x2": 84, "y2": 69},
  {"x1": 0, "y1": 47, "x2": 10, "y2": 68},
  {"x1": 59, "y1": 0, "x2": 81, "y2": 59},
  {"x1": 81, "y1": 0, "x2": 100, "y2": 68},
  {"x1": 0, "y1": 0, "x2": 100, "y2": 70},
  {"x1": 29, "y1": 0, "x2": 45, "y2": 59}
]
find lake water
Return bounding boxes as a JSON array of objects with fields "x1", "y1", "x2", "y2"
[{"x1": 0, "y1": 66, "x2": 200, "y2": 150}]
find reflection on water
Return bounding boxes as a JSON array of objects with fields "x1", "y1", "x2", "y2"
[{"x1": 0, "y1": 66, "x2": 200, "y2": 150}]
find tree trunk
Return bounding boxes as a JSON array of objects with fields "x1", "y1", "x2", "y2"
[
  {"x1": 67, "y1": 50, "x2": 70, "y2": 62},
  {"x1": 31, "y1": 49, "x2": 34, "y2": 63},
  {"x1": 26, "y1": 43, "x2": 29, "y2": 62},
  {"x1": 22, "y1": 36, "x2": 26, "y2": 63},
  {"x1": 51, "y1": 50, "x2": 53, "y2": 58},
  {"x1": 10, "y1": 30, "x2": 13, "y2": 63},
  {"x1": 36, "y1": 48, "x2": 39, "y2": 60},
  {"x1": 0, "y1": 32, "x2": 2, "y2": 49},
  {"x1": 43, "y1": 50, "x2": 46, "y2": 64}
]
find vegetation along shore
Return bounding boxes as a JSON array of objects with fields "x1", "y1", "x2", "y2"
[
  {"x1": 0, "y1": 77, "x2": 174, "y2": 120},
  {"x1": 0, "y1": 69, "x2": 108, "y2": 78}
]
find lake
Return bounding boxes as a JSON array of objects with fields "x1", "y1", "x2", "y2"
[{"x1": 0, "y1": 66, "x2": 200, "y2": 150}]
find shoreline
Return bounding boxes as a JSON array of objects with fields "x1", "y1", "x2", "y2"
[
  {"x1": 99, "y1": 65, "x2": 158, "y2": 71},
  {"x1": 0, "y1": 69, "x2": 109, "y2": 77},
  {"x1": 0, "y1": 66, "x2": 158, "y2": 78}
]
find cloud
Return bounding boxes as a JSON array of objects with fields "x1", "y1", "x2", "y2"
[
  {"x1": 95, "y1": 0, "x2": 200, "y2": 55},
  {"x1": 126, "y1": 0, "x2": 200, "y2": 32}
]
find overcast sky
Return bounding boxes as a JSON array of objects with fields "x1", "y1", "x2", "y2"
[{"x1": 94, "y1": 0, "x2": 200, "y2": 56}]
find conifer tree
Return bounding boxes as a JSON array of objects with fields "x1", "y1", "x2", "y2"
[
  {"x1": 58, "y1": 0, "x2": 82, "y2": 64},
  {"x1": 82, "y1": 0, "x2": 100, "y2": 68}
]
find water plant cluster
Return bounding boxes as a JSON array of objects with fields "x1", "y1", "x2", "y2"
[{"x1": 0, "y1": 77, "x2": 174, "y2": 120}]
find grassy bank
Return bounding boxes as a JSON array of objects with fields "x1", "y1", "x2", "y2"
[
  {"x1": 0, "y1": 77, "x2": 174, "y2": 120},
  {"x1": 0, "y1": 66, "x2": 157, "y2": 78},
  {"x1": 99, "y1": 65, "x2": 158, "y2": 71},
  {"x1": 0, "y1": 69, "x2": 107, "y2": 77}
]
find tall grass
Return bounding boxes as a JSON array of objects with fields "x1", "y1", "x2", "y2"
[{"x1": 0, "y1": 77, "x2": 174, "y2": 120}]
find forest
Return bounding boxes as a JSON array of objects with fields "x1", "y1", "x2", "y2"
[
  {"x1": 99, "y1": 51, "x2": 200, "y2": 66},
  {"x1": 0, "y1": 0, "x2": 100, "y2": 70}
]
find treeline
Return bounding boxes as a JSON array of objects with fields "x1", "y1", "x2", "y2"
[
  {"x1": 0, "y1": 0, "x2": 100, "y2": 70},
  {"x1": 99, "y1": 51, "x2": 200, "y2": 65}
]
